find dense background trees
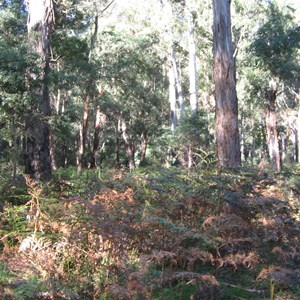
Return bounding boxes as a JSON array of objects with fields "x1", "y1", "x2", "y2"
[{"x1": 0, "y1": 0, "x2": 299, "y2": 176}]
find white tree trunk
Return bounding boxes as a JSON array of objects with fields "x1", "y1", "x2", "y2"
[
  {"x1": 168, "y1": 47, "x2": 177, "y2": 131},
  {"x1": 169, "y1": 46, "x2": 184, "y2": 119},
  {"x1": 186, "y1": 0, "x2": 198, "y2": 113},
  {"x1": 120, "y1": 114, "x2": 136, "y2": 170},
  {"x1": 265, "y1": 79, "x2": 281, "y2": 171}
]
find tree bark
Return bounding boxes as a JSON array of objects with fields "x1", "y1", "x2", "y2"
[
  {"x1": 116, "y1": 118, "x2": 121, "y2": 168},
  {"x1": 25, "y1": 0, "x2": 53, "y2": 179},
  {"x1": 120, "y1": 114, "x2": 135, "y2": 170},
  {"x1": 90, "y1": 105, "x2": 106, "y2": 168},
  {"x1": 77, "y1": 15, "x2": 99, "y2": 171},
  {"x1": 49, "y1": 130, "x2": 57, "y2": 170},
  {"x1": 213, "y1": 0, "x2": 241, "y2": 169},
  {"x1": 78, "y1": 94, "x2": 90, "y2": 171},
  {"x1": 169, "y1": 46, "x2": 184, "y2": 119},
  {"x1": 186, "y1": 0, "x2": 198, "y2": 113},
  {"x1": 265, "y1": 80, "x2": 281, "y2": 171},
  {"x1": 168, "y1": 46, "x2": 177, "y2": 131},
  {"x1": 12, "y1": 116, "x2": 17, "y2": 181},
  {"x1": 139, "y1": 132, "x2": 148, "y2": 167}
]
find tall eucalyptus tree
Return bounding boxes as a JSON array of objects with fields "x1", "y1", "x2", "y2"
[
  {"x1": 212, "y1": 0, "x2": 241, "y2": 169},
  {"x1": 25, "y1": 0, "x2": 54, "y2": 178},
  {"x1": 185, "y1": 0, "x2": 198, "y2": 113}
]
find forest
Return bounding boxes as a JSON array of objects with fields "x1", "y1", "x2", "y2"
[{"x1": 0, "y1": 0, "x2": 300, "y2": 299}]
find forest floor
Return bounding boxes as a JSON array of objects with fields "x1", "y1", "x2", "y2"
[{"x1": 0, "y1": 166, "x2": 300, "y2": 299}]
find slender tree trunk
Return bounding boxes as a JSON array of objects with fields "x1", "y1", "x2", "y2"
[
  {"x1": 90, "y1": 105, "x2": 101, "y2": 169},
  {"x1": 186, "y1": 0, "x2": 198, "y2": 113},
  {"x1": 250, "y1": 104, "x2": 256, "y2": 164},
  {"x1": 90, "y1": 105, "x2": 106, "y2": 168},
  {"x1": 25, "y1": 0, "x2": 53, "y2": 179},
  {"x1": 185, "y1": 1, "x2": 199, "y2": 169},
  {"x1": 251, "y1": 132, "x2": 256, "y2": 164},
  {"x1": 280, "y1": 132, "x2": 287, "y2": 163},
  {"x1": 48, "y1": 61, "x2": 62, "y2": 170},
  {"x1": 213, "y1": 0, "x2": 241, "y2": 169},
  {"x1": 168, "y1": 47, "x2": 177, "y2": 131},
  {"x1": 120, "y1": 114, "x2": 135, "y2": 170},
  {"x1": 139, "y1": 132, "x2": 148, "y2": 167},
  {"x1": 240, "y1": 112, "x2": 245, "y2": 163},
  {"x1": 61, "y1": 143, "x2": 67, "y2": 167},
  {"x1": 77, "y1": 15, "x2": 99, "y2": 171},
  {"x1": 116, "y1": 117, "x2": 122, "y2": 168},
  {"x1": 265, "y1": 80, "x2": 281, "y2": 171},
  {"x1": 12, "y1": 117, "x2": 17, "y2": 181},
  {"x1": 169, "y1": 46, "x2": 184, "y2": 119},
  {"x1": 78, "y1": 94, "x2": 90, "y2": 171},
  {"x1": 49, "y1": 131, "x2": 57, "y2": 170}
]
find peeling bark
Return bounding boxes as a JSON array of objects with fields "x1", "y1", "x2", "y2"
[{"x1": 213, "y1": 0, "x2": 241, "y2": 169}]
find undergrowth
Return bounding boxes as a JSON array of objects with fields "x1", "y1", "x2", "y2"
[{"x1": 0, "y1": 166, "x2": 299, "y2": 299}]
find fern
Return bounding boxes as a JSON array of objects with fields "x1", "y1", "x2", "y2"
[
  {"x1": 0, "y1": 261, "x2": 15, "y2": 283},
  {"x1": 13, "y1": 277, "x2": 43, "y2": 300},
  {"x1": 19, "y1": 233, "x2": 52, "y2": 252},
  {"x1": 145, "y1": 217, "x2": 189, "y2": 233}
]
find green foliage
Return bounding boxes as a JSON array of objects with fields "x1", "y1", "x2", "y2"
[
  {"x1": 251, "y1": 3, "x2": 300, "y2": 81},
  {"x1": 0, "y1": 177, "x2": 28, "y2": 205},
  {"x1": 0, "y1": 261, "x2": 15, "y2": 283},
  {"x1": 12, "y1": 277, "x2": 43, "y2": 300},
  {"x1": 153, "y1": 283, "x2": 198, "y2": 300}
]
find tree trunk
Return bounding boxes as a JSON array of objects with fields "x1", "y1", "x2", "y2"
[
  {"x1": 48, "y1": 61, "x2": 62, "y2": 170},
  {"x1": 213, "y1": 0, "x2": 241, "y2": 169},
  {"x1": 186, "y1": 0, "x2": 198, "y2": 113},
  {"x1": 168, "y1": 47, "x2": 177, "y2": 131},
  {"x1": 139, "y1": 132, "x2": 148, "y2": 167},
  {"x1": 25, "y1": 0, "x2": 53, "y2": 179},
  {"x1": 49, "y1": 130, "x2": 57, "y2": 170},
  {"x1": 240, "y1": 111, "x2": 245, "y2": 163},
  {"x1": 12, "y1": 117, "x2": 17, "y2": 181},
  {"x1": 90, "y1": 105, "x2": 106, "y2": 168},
  {"x1": 77, "y1": 15, "x2": 99, "y2": 171},
  {"x1": 265, "y1": 80, "x2": 281, "y2": 171},
  {"x1": 120, "y1": 114, "x2": 135, "y2": 170},
  {"x1": 78, "y1": 94, "x2": 90, "y2": 171},
  {"x1": 280, "y1": 132, "x2": 287, "y2": 163},
  {"x1": 169, "y1": 46, "x2": 184, "y2": 119},
  {"x1": 115, "y1": 116, "x2": 122, "y2": 168},
  {"x1": 90, "y1": 105, "x2": 101, "y2": 169}
]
